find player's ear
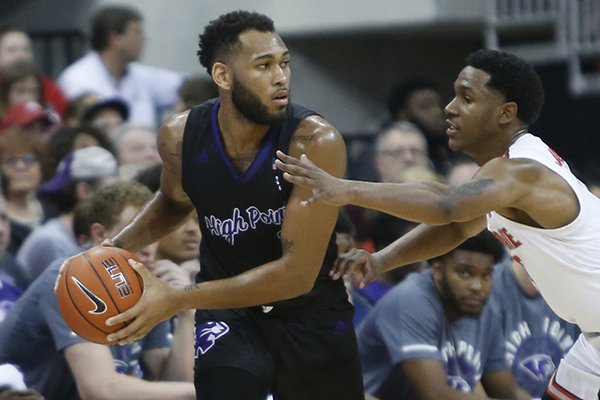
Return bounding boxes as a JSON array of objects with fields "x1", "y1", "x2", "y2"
[
  {"x1": 429, "y1": 259, "x2": 444, "y2": 280},
  {"x1": 90, "y1": 222, "x2": 107, "y2": 244},
  {"x1": 499, "y1": 101, "x2": 518, "y2": 124},
  {"x1": 212, "y1": 62, "x2": 232, "y2": 90}
]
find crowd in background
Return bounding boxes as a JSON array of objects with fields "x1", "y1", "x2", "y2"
[{"x1": 0, "y1": 4, "x2": 595, "y2": 400}]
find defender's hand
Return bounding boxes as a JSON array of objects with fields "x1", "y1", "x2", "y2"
[
  {"x1": 330, "y1": 248, "x2": 384, "y2": 287},
  {"x1": 275, "y1": 151, "x2": 351, "y2": 207}
]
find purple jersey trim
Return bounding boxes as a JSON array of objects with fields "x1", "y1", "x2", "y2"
[{"x1": 210, "y1": 99, "x2": 276, "y2": 183}]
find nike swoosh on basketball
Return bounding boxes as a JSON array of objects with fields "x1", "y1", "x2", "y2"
[{"x1": 72, "y1": 277, "x2": 107, "y2": 314}]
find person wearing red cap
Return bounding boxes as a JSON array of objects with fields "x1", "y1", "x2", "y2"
[
  {"x1": 0, "y1": 101, "x2": 59, "y2": 133},
  {"x1": 0, "y1": 61, "x2": 60, "y2": 134}
]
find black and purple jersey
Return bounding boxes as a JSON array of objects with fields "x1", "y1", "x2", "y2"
[{"x1": 181, "y1": 99, "x2": 346, "y2": 315}]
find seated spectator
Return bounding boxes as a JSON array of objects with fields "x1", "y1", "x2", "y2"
[
  {"x1": 385, "y1": 76, "x2": 451, "y2": 174},
  {"x1": 17, "y1": 146, "x2": 118, "y2": 284},
  {"x1": 0, "y1": 24, "x2": 67, "y2": 117},
  {"x1": 446, "y1": 155, "x2": 480, "y2": 186},
  {"x1": 58, "y1": 5, "x2": 183, "y2": 128},
  {"x1": 62, "y1": 92, "x2": 101, "y2": 127},
  {"x1": 170, "y1": 74, "x2": 218, "y2": 115},
  {"x1": 358, "y1": 231, "x2": 530, "y2": 400},
  {"x1": 0, "y1": 181, "x2": 195, "y2": 399},
  {"x1": 0, "y1": 193, "x2": 27, "y2": 290},
  {"x1": 80, "y1": 97, "x2": 129, "y2": 138},
  {"x1": 0, "y1": 101, "x2": 59, "y2": 135},
  {"x1": 112, "y1": 124, "x2": 161, "y2": 180},
  {"x1": 0, "y1": 61, "x2": 41, "y2": 115},
  {"x1": 153, "y1": 215, "x2": 201, "y2": 272},
  {"x1": 492, "y1": 259, "x2": 580, "y2": 397},
  {"x1": 0, "y1": 126, "x2": 52, "y2": 255},
  {"x1": 373, "y1": 121, "x2": 431, "y2": 183},
  {"x1": 347, "y1": 122, "x2": 435, "y2": 252},
  {"x1": 151, "y1": 214, "x2": 201, "y2": 285},
  {"x1": 42, "y1": 124, "x2": 116, "y2": 181},
  {"x1": 0, "y1": 61, "x2": 60, "y2": 134}
]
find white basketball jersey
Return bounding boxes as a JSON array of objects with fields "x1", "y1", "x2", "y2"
[{"x1": 487, "y1": 133, "x2": 600, "y2": 333}]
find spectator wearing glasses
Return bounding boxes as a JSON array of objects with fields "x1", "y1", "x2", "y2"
[{"x1": 0, "y1": 127, "x2": 51, "y2": 255}]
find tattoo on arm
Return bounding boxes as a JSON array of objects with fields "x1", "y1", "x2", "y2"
[
  {"x1": 455, "y1": 178, "x2": 495, "y2": 197},
  {"x1": 292, "y1": 135, "x2": 315, "y2": 143},
  {"x1": 281, "y1": 237, "x2": 295, "y2": 253}
]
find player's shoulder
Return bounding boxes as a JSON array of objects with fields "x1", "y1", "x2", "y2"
[
  {"x1": 383, "y1": 272, "x2": 435, "y2": 307},
  {"x1": 288, "y1": 116, "x2": 345, "y2": 169},
  {"x1": 291, "y1": 114, "x2": 344, "y2": 152},
  {"x1": 158, "y1": 110, "x2": 190, "y2": 141},
  {"x1": 295, "y1": 114, "x2": 339, "y2": 137},
  {"x1": 478, "y1": 155, "x2": 546, "y2": 183}
]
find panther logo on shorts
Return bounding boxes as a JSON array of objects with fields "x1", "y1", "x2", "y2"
[{"x1": 194, "y1": 321, "x2": 230, "y2": 356}]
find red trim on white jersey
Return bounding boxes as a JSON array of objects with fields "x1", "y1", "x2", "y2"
[{"x1": 545, "y1": 373, "x2": 583, "y2": 400}]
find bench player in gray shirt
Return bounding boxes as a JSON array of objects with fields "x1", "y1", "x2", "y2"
[{"x1": 358, "y1": 232, "x2": 531, "y2": 399}]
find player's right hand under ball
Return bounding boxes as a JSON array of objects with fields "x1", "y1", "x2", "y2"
[{"x1": 105, "y1": 258, "x2": 180, "y2": 344}]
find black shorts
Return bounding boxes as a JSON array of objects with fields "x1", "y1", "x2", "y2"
[{"x1": 193, "y1": 300, "x2": 364, "y2": 400}]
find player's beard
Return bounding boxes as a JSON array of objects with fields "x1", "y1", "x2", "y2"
[{"x1": 232, "y1": 77, "x2": 288, "y2": 126}]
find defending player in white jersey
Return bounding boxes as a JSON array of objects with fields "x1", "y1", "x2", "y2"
[{"x1": 276, "y1": 49, "x2": 600, "y2": 400}]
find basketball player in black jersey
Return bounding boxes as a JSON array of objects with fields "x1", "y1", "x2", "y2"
[{"x1": 81, "y1": 10, "x2": 364, "y2": 400}]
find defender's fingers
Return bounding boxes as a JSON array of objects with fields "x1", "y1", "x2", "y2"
[
  {"x1": 275, "y1": 158, "x2": 317, "y2": 178},
  {"x1": 362, "y1": 265, "x2": 378, "y2": 285},
  {"x1": 282, "y1": 172, "x2": 315, "y2": 186},
  {"x1": 299, "y1": 153, "x2": 318, "y2": 168},
  {"x1": 330, "y1": 257, "x2": 357, "y2": 280},
  {"x1": 276, "y1": 150, "x2": 301, "y2": 164}
]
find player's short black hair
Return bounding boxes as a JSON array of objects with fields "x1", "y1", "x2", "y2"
[
  {"x1": 455, "y1": 230, "x2": 505, "y2": 264},
  {"x1": 197, "y1": 10, "x2": 275, "y2": 75},
  {"x1": 386, "y1": 77, "x2": 439, "y2": 119},
  {"x1": 431, "y1": 230, "x2": 505, "y2": 265},
  {"x1": 91, "y1": 5, "x2": 142, "y2": 51},
  {"x1": 466, "y1": 49, "x2": 544, "y2": 125}
]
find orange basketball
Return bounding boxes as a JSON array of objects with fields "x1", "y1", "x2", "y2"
[{"x1": 56, "y1": 246, "x2": 144, "y2": 344}]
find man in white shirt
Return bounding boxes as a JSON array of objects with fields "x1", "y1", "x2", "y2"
[{"x1": 58, "y1": 5, "x2": 183, "y2": 128}]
